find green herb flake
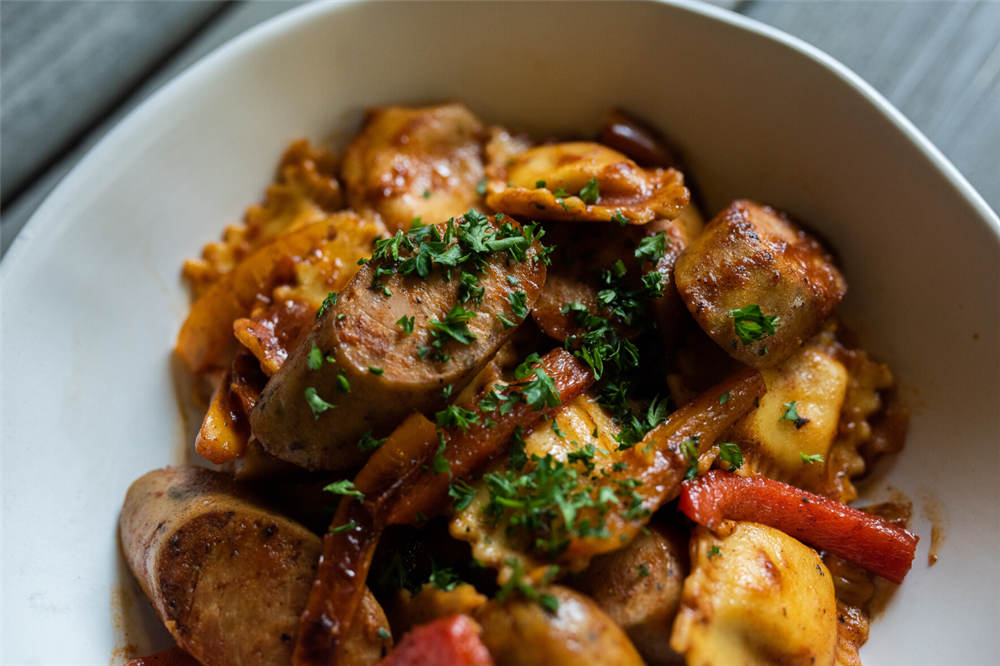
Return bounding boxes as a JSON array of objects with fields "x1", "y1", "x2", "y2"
[
  {"x1": 508, "y1": 290, "x2": 529, "y2": 319},
  {"x1": 369, "y1": 366, "x2": 384, "y2": 376},
  {"x1": 336, "y1": 371, "x2": 351, "y2": 393},
  {"x1": 780, "y1": 401, "x2": 811, "y2": 429},
  {"x1": 497, "y1": 313, "x2": 516, "y2": 329},
  {"x1": 730, "y1": 304, "x2": 781, "y2": 345},
  {"x1": 635, "y1": 231, "x2": 669, "y2": 263},
  {"x1": 719, "y1": 391, "x2": 730, "y2": 405},
  {"x1": 358, "y1": 431, "x2": 387, "y2": 451},
  {"x1": 637, "y1": 563, "x2": 651, "y2": 577},
  {"x1": 396, "y1": 315, "x2": 415, "y2": 334},
  {"x1": 377, "y1": 628, "x2": 391, "y2": 641},
  {"x1": 330, "y1": 520, "x2": 359, "y2": 535},
  {"x1": 508, "y1": 425, "x2": 528, "y2": 470},
  {"x1": 612, "y1": 210, "x2": 629, "y2": 226},
  {"x1": 316, "y1": 292, "x2": 338, "y2": 319},
  {"x1": 304, "y1": 387, "x2": 335, "y2": 418},
  {"x1": 681, "y1": 435, "x2": 700, "y2": 480},
  {"x1": 436, "y1": 404, "x2": 480, "y2": 432},
  {"x1": 449, "y1": 479, "x2": 478, "y2": 511},
  {"x1": 324, "y1": 479, "x2": 364, "y2": 499},
  {"x1": 718, "y1": 442, "x2": 744, "y2": 473},
  {"x1": 708, "y1": 544, "x2": 721, "y2": 559},
  {"x1": 579, "y1": 177, "x2": 600, "y2": 205},
  {"x1": 432, "y1": 433, "x2": 450, "y2": 475},
  {"x1": 535, "y1": 180, "x2": 547, "y2": 188},
  {"x1": 476, "y1": 179, "x2": 488, "y2": 196},
  {"x1": 307, "y1": 342, "x2": 325, "y2": 371},
  {"x1": 800, "y1": 452, "x2": 825, "y2": 465}
]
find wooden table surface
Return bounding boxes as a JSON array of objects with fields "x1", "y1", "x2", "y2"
[{"x1": 2, "y1": 0, "x2": 998, "y2": 258}]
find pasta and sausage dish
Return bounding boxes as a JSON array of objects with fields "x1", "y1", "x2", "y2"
[{"x1": 119, "y1": 104, "x2": 916, "y2": 666}]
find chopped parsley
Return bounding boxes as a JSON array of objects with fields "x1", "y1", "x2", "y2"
[
  {"x1": 637, "y1": 563, "x2": 651, "y2": 577},
  {"x1": 719, "y1": 391, "x2": 730, "y2": 405},
  {"x1": 330, "y1": 520, "x2": 359, "y2": 535},
  {"x1": 428, "y1": 559, "x2": 461, "y2": 591},
  {"x1": 508, "y1": 290, "x2": 529, "y2": 319},
  {"x1": 780, "y1": 401, "x2": 811, "y2": 428},
  {"x1": 358, "y1": 431, "x2": 387, "y2": 451},
  {"x1": 730, "y1": 304, "x2": 781, "y2": 345},
  {"x1": 641, "y1": 271, "x2": 664, "y2": 298},
  {"x1": 635, "y1": 231, "x2": 669, "y2": 264},
  {"x1": 324, "y1": 479, "x2": 364, "y2": 499},
  {"x1": 436, "y1": 404, "x2": 480, "y2": 432},
  {"x1": 708, "y1": 544, "x2": 721, "y2": 559},
  {"x1": 316, "y1": 292, "x2": 338, "y2": 319},
  {"x1": 800, "y1": 452, "x2": 825, "y2": 465},
  {"x1": 304, "y1": 387, "x2": 335, "y2": 418},
  {"x1": 497, "y1": 313, "x2": 516, "y2": 329},
  {"x1": 680, "y1": 435, "x2": 701, "y2": 480},
  {"x1": 336, "y1": 371, "x2": 351, "y2": 393},
  {"x1": 369, "y1": 366, "x2": 384, "y2": 376},
  {"x1": 427, "y1": 303, "x2": 478, "y2": 361},
  {"x1": 579, "y1": 177, "x2": 600, "y2": 205},
  {"x1": 496, "y1": 559, "x2": 560, "y2": 613},
  {"x1": 449, "y1": 479, "x2": 478, "y2": 511},
  {"x1": 432, "y1": 434, "x2": 450, "y2": 475},
  {"x1": 718, "y1": 442, "x2": 744, "y2": 473},
  {"x1": 612, "y1": 210, "x2": 629, "y2": 226},
  {"x1": 476, "y1": 179, "x2": 488, "y2": 196},
  {"x1": 396, "y1": 315, "x2": 415, "y2": 334},
  {"x1": 377, "y1": 628, "x2": 391, "y2": 641},
  {"x1": 307, "y1": 342, "x2": 324, "y2": 370},
  {"x1": 508, "y1": 425, "x2": 528, "y2": 470}
]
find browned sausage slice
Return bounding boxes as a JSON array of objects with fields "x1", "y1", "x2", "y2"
[
  {"x1": 250, "y1": 215, "x2": 547, "y2": 471},
  {"x1": 119, "y1": 466, "x2": 390, "y2": 666},
  {"x1": 675, "y1": 200, "x2": 847, "y2": 368}
]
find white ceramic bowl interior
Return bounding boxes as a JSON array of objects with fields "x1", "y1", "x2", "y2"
[{"x1": 2, "y1": 2, "x2": 998, "y2": 664}]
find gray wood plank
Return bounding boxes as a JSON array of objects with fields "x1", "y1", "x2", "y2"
[
  {"x1": 0, "y1": 0, "x2": 228, "y2": 203},
  {"x1": 742, "y1": 0, "x2": 1000, "y2": 215}
]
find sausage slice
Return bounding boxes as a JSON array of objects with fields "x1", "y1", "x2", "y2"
[
  {"x1": 119, "y1": 466, "x2": 390, "y2": 666},
  {"x1": 675, "y1": 200, "x2": 846, "y2": 368},
  {"x1": 250, "y1": 214, "x2": 547, "y2": 471}
]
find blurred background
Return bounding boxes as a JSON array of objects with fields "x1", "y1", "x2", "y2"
[{"x1": 2, "y1": 0, "x2": 998, "y2": 257}]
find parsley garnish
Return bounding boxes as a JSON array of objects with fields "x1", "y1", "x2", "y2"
[
  {"x1": 508, "y1": 425, "x2": 528, "y2": 470},
  {"x1": 718, "y1": 442, "x2": 744, "y2": 472},
  {"x1": 635, "y1": 231, "x2": 668, "y2": 264},
  {"x1": 324, "y1": 479, "x2": 364, "y2": 499},
  {"x1": 579, "y1": 178, "x2": 600, "y2": 205},
  {"x1": 800, "y1": 452, "x2": 824, "y2": 465},
  {"x1": 396, "y1": 315, "x2": 415, "y2": 334},
  {"x1": 369, "y1": 366, "x2": 384, "y2": 376},
  {"x1": 550, "y1": 420, "x2": 567, "y2": 438},
  {"x1": 496, "y1": 559, "x2": 560, "y2": 613},
  {"x1": 519, "y1": 369, "x2": 561, "y2": 411},
  {"x1": 316, "y1": 292, "x2": 338, "y2": 319},
  {"x1": 780, "y1": 401, "x2": 811, "y2": 428},
  {"x1": 330, "y1": 520, "x2": 359, "y2": 535},
  {"x1": 377, "y1": 628, "x2": 391, "y2": 641},
  {"x1": 428, "y1": 559, "x2": 461, "y2": 591},
  {"x1": 612, "y1": 210, "x2": 629, "y2": 226},
  {"x1": 719, "y1": 391, "x2": 730, "y2": 405},
  {"x1": 432, "y1": 434, "x2": 450, "y2": 475},
  {"x1": 497, "y1": 313, "x2": 516, "y2": 329},
  {"x1": 307, "y1": 342, "x2": 324, "y2": 370},
  {"x1": 641, "y1": 271, "x2": 664, "y2": 298},
  {"x1": 708, "y1": 544, "x2": 721, "y2": 559},
  {"x1": 730, "y1": 304, "x2": 781, "y2": 345},
  {"x1": 637, "y1": 563, "x2": 651, "y2": 577},
  {"x1": 427, "y1": 303, "x2": 478, "y2": 360},
  {"x1": 436, "y1": 404, "x2": 480, "y2": 432},
  {"x1": 508, "y1": 290, "x2": 529, "y2": 319},
  {"x1": 358, "y1": 431, "x2": 387, "y2": 451},
  {"x1": 680, "y1": 435, "x2": 700, "y2": 480},
  {"x1": 304, "y1": 387, "x2": 335, "y2": 418},
  {"x1": 476, "y1": 178, "x2": 488, "y2": 196},
  {"x1": 336, "y1": 371, "x2": 351, "y2": 393},
  {"x1": 449, "y1": 479, "x2": 478, "y2": 511}
]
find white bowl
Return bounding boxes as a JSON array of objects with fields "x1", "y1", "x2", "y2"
[{"x1": 2, "y1": 1, "x2": 997, "y2": 664}]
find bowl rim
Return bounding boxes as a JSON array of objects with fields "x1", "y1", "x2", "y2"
[{"x1": 2, "y1": 0, "x2": 997, "y2": 275}]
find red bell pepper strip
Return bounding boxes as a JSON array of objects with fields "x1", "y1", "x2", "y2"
[
  {"x1": 679, "y1": 470, "x2": 918, "y2": 584},
  {"x1": 377, "y1": 615, "x2": 494, "y2": 666}
]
